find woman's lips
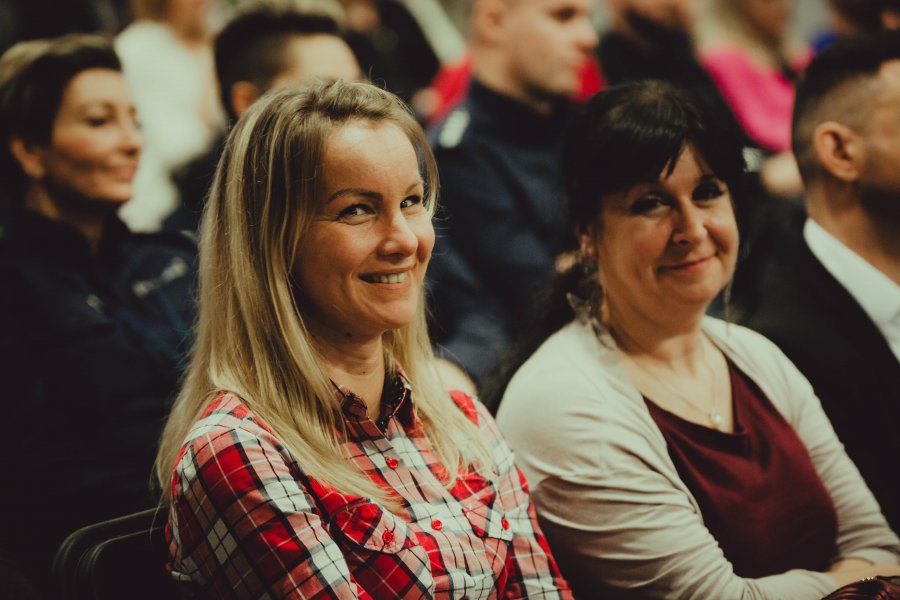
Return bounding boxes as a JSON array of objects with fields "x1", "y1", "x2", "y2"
[{"x1": 661, "y1": 256, "x2": 714, "y2": 272}]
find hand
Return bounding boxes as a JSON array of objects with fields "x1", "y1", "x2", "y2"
[
  {"x1": 759, "y1": 151, "x2": 804, "y2": 199},
  {"x1": 826, "y1": 559, "x2": 900, "y2": 587}
]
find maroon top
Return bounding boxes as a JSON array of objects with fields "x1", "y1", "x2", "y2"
[{"x1": 645, "y1": 360, "x2": 838, "y2": 578}]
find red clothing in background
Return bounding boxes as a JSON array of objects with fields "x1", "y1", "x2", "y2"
[{"x1": 645, "y1": 360, "x2": 838, "y2": 577}]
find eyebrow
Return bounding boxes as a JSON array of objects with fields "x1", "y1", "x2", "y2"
[{"x1": 324, "y1": 180, "x2": 424, "y2": 205}]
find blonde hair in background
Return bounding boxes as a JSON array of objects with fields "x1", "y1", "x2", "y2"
[
  {"x1": 155, "y1": 80, "x2": 494, "y2": 508},
  {"x1": 698, "y1": 0, "x2": 803, "y2": 67}
]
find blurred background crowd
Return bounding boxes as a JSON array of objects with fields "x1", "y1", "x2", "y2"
[{"x1": 2, "y1": 0, "x2": 900, "y2": 598}]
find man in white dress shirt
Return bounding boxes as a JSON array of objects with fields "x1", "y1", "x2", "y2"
[{"x1": 745, "y1": 30, "x2": 900, "y2": 531}]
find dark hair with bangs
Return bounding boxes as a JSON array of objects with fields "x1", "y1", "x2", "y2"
[
  {"x1": 564, "y1": 80, "x2": 747, "y2": 233},
  {"x1": 0, "y1": 34, "x2": 120, "y2": 228},
  {"x1": 480, "y1": 80, "x2": 747, "y2": 412}
]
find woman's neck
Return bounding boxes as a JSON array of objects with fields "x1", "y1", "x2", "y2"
[
  {"x1": 24, "y1": 184, "x2": 107, "y2": 254},
  {"x1": 605, "y1": 300, "x2": 708, "y2": 370},
  {"x1": 311, "y1": 329, "x2": 387, "y2": 420}
]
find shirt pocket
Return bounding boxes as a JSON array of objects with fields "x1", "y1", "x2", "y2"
[
  {"x1": 455, "y1": 470, "x2": 514, "y2": 542},
  {"x1": 331, "y1": 499, "x2": 435, "y2": 598}
]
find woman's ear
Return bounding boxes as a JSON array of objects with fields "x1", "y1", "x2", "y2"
[
  {"x1": 812, "y1": 121, "x2": 861, "y2": 183},
  {"x1": 9, "y1": 136, "x2": 46, "y2": 179},
  {"x1": 577, "y1": 222, "x2": 599, "y2": 259}
]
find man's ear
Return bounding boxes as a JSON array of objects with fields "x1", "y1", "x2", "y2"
[
  {"x1": 471, "y1": 0, "x2": 510, "y2": 45},
  {"x1": 229, "y1": 81, "x2": 262, "y2": 120},
  {"x1": 812, "y1": 121, "x2": 861, "y2": 183},
  {"x1": 9, "y1": 136, "x2": 45, "y2": 179}
]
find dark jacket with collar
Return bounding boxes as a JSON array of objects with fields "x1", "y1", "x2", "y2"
[
  {"x1": 0, "y1": 212, "x2": 196, "y2": 591},
  {"x1": 742, "y1": 233, "x2": 900, "y2": 533},
  {"x1": 426, "y1": 80, "x2": 572, "y2": 381}
]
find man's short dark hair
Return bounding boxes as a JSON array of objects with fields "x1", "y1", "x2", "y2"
[
  {"x1": 792, "y1": 30, "x2": 900, "y2": 182},
  {"x1": 215, "y1": 0, "x2": 344, "y2": 121}
]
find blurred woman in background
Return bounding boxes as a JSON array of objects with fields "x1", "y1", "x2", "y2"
[
  {"x1": 0, "y1": 34, "x2": 195, "y2": 595},
  {"x1": 698, "y1": 0, "x2": 811, "y2": 154}
]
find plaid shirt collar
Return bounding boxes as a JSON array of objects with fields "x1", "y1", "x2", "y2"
[{"x1": 332, "y1": 367, "x2": 419, "y2": 433}]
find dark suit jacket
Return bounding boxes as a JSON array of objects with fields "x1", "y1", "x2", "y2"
[{"x1": 744, "y1": 237, "x2": 900, "y2": 533}]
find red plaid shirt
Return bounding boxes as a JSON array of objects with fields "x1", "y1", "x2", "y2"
[{"x1": 167, "y1": 372, "x2": 571, "y2": 599}]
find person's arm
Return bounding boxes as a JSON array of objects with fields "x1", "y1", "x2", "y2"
[
  {"x1": 457, "y1": 394, "x2": 573, "y2": 599},
  {"x1": 170, "y1": 422, "x2": 371, "y2": 599},
  {"x1": 766, "y1": 342, "x2": 900, "y2": 575},
  {"x1": 499, "y1": 367, "x2": 840, "y2": 600}
]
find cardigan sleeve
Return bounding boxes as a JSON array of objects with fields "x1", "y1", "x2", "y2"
[
  {"x1": 498, "y1": 356, "x2": 838, "y2": 600},
  {"x1": 746, "y1": 333, "x2": 900, "y2": 567}
]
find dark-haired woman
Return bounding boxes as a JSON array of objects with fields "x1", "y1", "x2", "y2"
[
  {"x1": 0, "y1": 35, "x2": 195, "y2": 591},
  {"x1": 493, "y1": 81, "x2": 900, "y2": 599}
]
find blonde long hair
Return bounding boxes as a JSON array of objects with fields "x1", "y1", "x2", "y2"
[{"x1": 155, "y1": 80, "x2": 492, "y2": 507}]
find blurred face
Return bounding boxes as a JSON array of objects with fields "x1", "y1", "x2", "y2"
[
  {"x1": 739, "y1": 0, "x2": 791, "y2": 42},
  {"x1": 31, "y1": 68, "x2": 141, "y2": 206},
  {"x1": 293, "y1": 120, "x2": 434, "y2": 344},
  {"x1": 269, "y1": 34, "x2": 363, "y2": 88},
  {"x1": 503, "y1": 0, "x2": 598, "y2": 102},
  {"x1": 592, "y1": 146, "x2": 738, "y2": 320},
  {"x1": 165, "y1": 0, "x2": 210, "y2": 34},
  {"x1": 858, "y1": 61, "x2": 900, "y2": 219}
]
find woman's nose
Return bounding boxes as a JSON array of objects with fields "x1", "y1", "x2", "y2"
[
  {"x1": 378, "y1": 211, "x2": 419, "y2": 257},
  {"x1": 120, "y1": 118, "x2": 142, "y2": 155},
  {"x1": 671, "y1": 203, "x2": 707, "y2": 246}
]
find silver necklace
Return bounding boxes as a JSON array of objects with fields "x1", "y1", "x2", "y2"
[{"x1": 624, "y1": 344, "x2": 727, "y2": 431}]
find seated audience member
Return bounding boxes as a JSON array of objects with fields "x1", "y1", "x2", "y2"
[
  {"x1": 744, "y1": 31, "x2": 900, "y2": 534},
  {"x1": 492, "y1": 81, "x2": 900, "y2": 599},
  {"x1": 155, "y1": 80, "x2": 571, "y2": 599},
  {"x1": 698, "y1": 0, "x2": 811, "y2": 155},
  {"x1": 165, "y1": 0, "x2": 361, "y2": 233},
  {"x1": 427, "y1": 0, "x2": 598, "y2": 383},
  {"x1": 0, "y1": 35, "x2": 195, "y2": 595},
  {"x1": 116, "y1": 0, "x2": 226, "y2": 232}
]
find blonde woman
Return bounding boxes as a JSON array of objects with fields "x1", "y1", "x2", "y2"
[
  {"x1": 698, "y1": 0, "x2": 811, "y2": 154},
  {"x1": 155, "y1": 80, "x2": 570, "y2": 599}
]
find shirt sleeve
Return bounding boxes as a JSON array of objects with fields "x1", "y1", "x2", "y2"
[
  {"x1": 465, "y1": 396, "x2": 573, "y2": 599},
  {"x1": 170, "y1": 423, "x2": 370, "y2": 599}
]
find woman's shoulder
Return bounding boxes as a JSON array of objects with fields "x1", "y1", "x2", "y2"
[
  {"x1": 182, "y1": 392, "x2": 277, "y2": 452},
  {"x1": 498, "y1": 320, "x2": 655, "y2": 444},
  {"x1": 703, "y1": 317, "x2": 790, "y2": 365},
  {"x1": 505, "y1": 319, "x2": 626, "y2": 399}
]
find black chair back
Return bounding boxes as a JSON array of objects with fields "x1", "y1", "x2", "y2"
[{"x1": 51, "y1": 508, "x2": 177, "y2": 599}]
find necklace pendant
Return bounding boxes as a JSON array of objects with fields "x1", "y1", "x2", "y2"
[{"x1": 708, "y1": 410, "x2": 725, "y2": 430}]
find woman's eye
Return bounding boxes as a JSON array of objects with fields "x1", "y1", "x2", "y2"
[
  {"x1": 337, "y1": 204, "x2": 373, "y2": 220},
  {"x1": 86, "y1": 117, "x2": 109, "y2": 127},
  {"x1": 630, "y1": 195, "x2": 668, "y2": 215},
  {"x1": 400, "y1": 195, "x2": 423, "y2": 209},
  {"x1": 694, "y1": 182, "x2": 726, "y2": 201}
]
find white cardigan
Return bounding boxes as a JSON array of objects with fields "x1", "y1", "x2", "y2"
[{"x1": 497, "y1": 317, "x2": 900, "y2": 599}]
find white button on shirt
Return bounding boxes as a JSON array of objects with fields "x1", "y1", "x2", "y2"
[{"x1": 804, "y1": 219, "x2": 900, "y2": 363}]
